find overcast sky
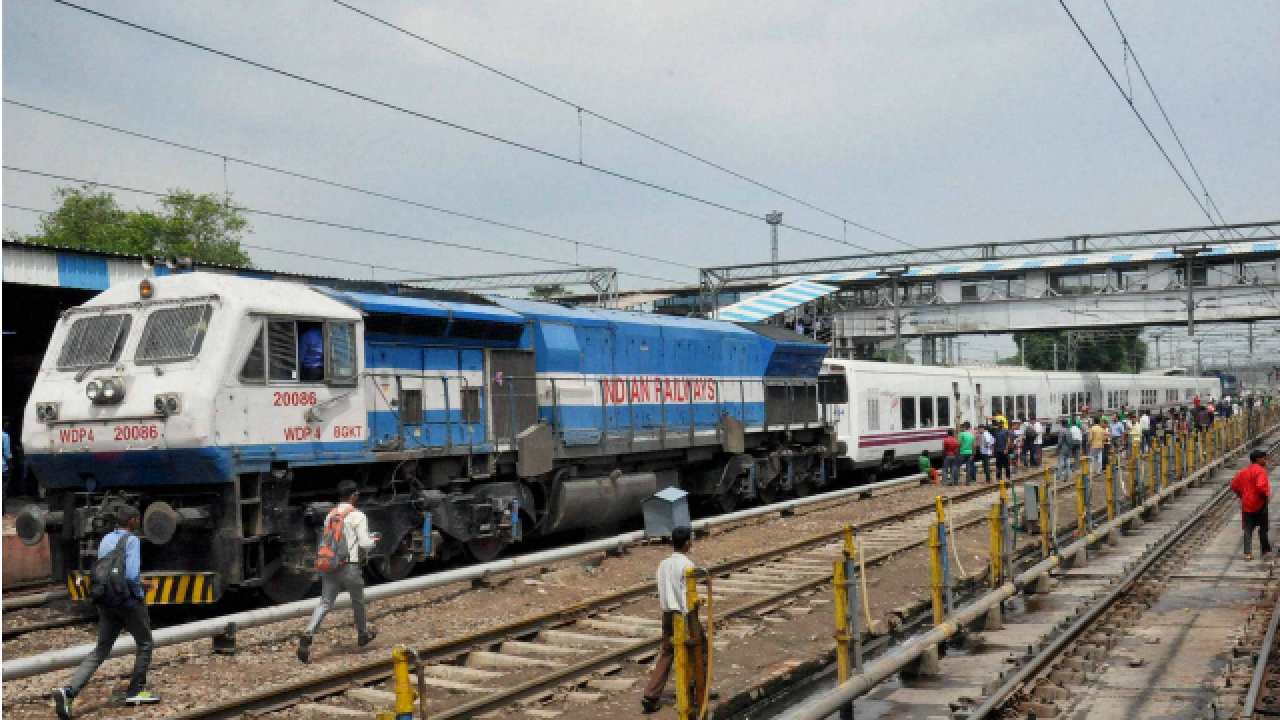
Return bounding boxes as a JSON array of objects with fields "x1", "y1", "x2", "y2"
[{"x1": 4, "y1": 0, "x2": 1278, "y2": 296}]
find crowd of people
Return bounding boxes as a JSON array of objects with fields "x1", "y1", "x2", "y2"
[{"x1": 926, "y1": 394, "x2": 1267, "y2": 487}]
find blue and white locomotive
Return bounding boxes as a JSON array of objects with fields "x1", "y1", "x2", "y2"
[{"x1": 20, "y1": 273, "x2": 833, "y2": 603}]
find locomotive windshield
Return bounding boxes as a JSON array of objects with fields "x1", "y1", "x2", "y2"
[
  {"x1": 135, "y1": 304, "x2": 213, "y2": 364},
  {"x1": 56, "y1": 313, "x2": 133, "y2": 371}
]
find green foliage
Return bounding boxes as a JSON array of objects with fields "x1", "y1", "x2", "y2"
[
  {"x1": 874, "y1": 345, "x2": 915, "y2": 364},
  {"x1": 1014, "y1": 330, "x2": 1148, "y2": 373},
  {"x1": 16, "y1": 185, "x2": 252, "y2": 267}
]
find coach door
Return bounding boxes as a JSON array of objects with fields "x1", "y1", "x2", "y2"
[
  {"x1": 1082, "y1": 373, "x2": 1102, "y2": 413},
  {"x1": 489, "y1": 350, "x2": 538, "y2": 445}
]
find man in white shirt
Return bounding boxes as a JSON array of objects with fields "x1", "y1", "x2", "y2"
[
  {"x1": 298, "y1": 480, "x2": 380, "y2": 662},
  {"x1": 643, "y1": 526, "x2": 701, "y2": 713},
  {"x1": 1140, "y1": 411, "x2": 1153, "y2": 453},
  {"x1": 979, "y1": 426, "x2": 995, "y2": 483}
]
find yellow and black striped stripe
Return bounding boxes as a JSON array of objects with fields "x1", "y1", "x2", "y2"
[{"x1": 66, "y1": 572, "x2": 218, "y2": 605}]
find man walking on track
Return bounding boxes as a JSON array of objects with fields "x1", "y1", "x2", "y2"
[
  {"x1": 53, "y1": 505, "x2": 160, "y2": 718},
  {"x1": 1232, "y1": 449, "x2": 1271, "y2": 561},
  {"x1": 643, "y1": 526, "x2": 708, "y2": 713},
  {"x1": 297, "y1": 480, "x2": 380, "y2": 662}
]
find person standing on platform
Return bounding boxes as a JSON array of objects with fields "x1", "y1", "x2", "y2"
[
  {"x1": 52, "y1": 505, "x2": 160, "y2": 718},
  {"x1": 979, "y1": 424, "x2": 995, "y2": 483},
  {"x1": 1090, "y1": 419, "x2": 1108, "y2": 477},
  {"x1": 1032, "y1": 417, "x2": 1044, "y2": 467},
  {"x1": 1231, "y1": 450, "x2": 1271, "y2": 561},
  {"x1": 1057, "y1": 419, "x2": 1077, "y2": 481},
  {"x1": 297, "y1": 480, "x2": 379, "y2": 662},
  {"x1": 959, "y1": 422, "x2": 977, "y2": 486},
  {"x1": 993, "y1": 422, "x2": 1011, "y2": 481},
  {"x1": 942, "y1": 429, "x2": 960, "y2": 486},
  {"x1": 643, "y1": 526, "x2": 706, "y2": 713}
]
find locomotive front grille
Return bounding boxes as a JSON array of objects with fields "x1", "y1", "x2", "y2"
[{"x1": 66, "y1": 571, "x2": 218, "y2": 605}]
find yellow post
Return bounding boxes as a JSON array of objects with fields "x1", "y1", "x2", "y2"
[
  {"x1": 673, "y1": 612, "x2": 692, "y2": 720},
  {"x1": 391, "y1": 646, "x2": 418, "y2": 720},
  {"x1": 1105, "y1": 458, "x2": 1115, "y2": 522},
  {"x1": 833, "y1": 557, "x2": 851, "y2": 683},
  {"x1": 1129, "y1": 450, "x2": 1139, "y2": 507},
  {"x1": 935, "y1": 494, "x2": 946, "y2": 525},
  {"x1": 1146, "y1": 449, "x2": 1156, "y2": 497},
  {"x1": 1038, "y1": 471, "x2": 1052, "y2": 559},
  {"x1": 988, "y1": 503, "x2": 1003, "y2": 588},
  {"x1": 1160, "y1": 439, "x2": 1168, "y2": 490},
  {"x1": 998, "y1": 480, "x2": 1010, "y2": 508},
  {"x1": 1075, "y1": 471, "x2": 1086, "y2": 537},
  {"x1": 841, "y1": 524, "x2": 855, "y2": 558},
  {"x1": 928, "y1": 523, "x2": 944, "y2": 626},
  {"x1": 675, "y1": 567, "x2": 701, "y2": 720}
]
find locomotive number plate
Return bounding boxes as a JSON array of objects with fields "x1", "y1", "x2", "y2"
[{"x1": 56, "y1": 423, "x2": 165, "y2": 447}]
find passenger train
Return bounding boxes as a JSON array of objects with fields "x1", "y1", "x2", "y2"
[
  {"x1": 19, "y1": 273, "x2": 833, "y2": 603},
  {"x1": 18, "y1": 271, "x2": 1221, "y2": 606},
  {"x1": 819, "y1": 359, "x2": 1220, "y2": 478}
]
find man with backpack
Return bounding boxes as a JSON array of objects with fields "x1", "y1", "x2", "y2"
[
  {"x1": 52, "y1": 505, "x2": 159, "y2": 718},
  {"x1": 297, "y1": 480, "x2": 380, "y2": 663}
]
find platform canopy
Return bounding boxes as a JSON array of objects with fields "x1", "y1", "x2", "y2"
[{"x1": 717, "y1": 280, "x2": 838, "y2": 323}]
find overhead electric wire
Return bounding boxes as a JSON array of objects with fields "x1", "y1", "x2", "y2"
[
  {"x1": 45, "y1": 0, "x2": 877, "y2": 254},
  {"x1": 3, "y1": 98, "x2": 696, "y2": 272},
  {"x1": 1056, "y1": 0, "x2": 1219, "y2": 229},
  {"x1": 329, "y1": 0, "x2": 913, "y2": 249},
  {"x1": 4, "y1": 165, "x2": 684, "y2": 285},
  {"x1": 1099, "y1": 0, "x2": 1234, "y2": 234}
]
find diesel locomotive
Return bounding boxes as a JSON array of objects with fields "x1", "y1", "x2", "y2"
[{"x1": 19, "y1": 273, "x2": 834, "y2": 604}]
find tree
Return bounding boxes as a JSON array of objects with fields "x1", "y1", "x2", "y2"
[
  {"x1": 1013, "y1": 330, "x2": 1148, "y2": 373},
  {"x1": 14, "y1": 185, "x2": 252, "y2": 267}
]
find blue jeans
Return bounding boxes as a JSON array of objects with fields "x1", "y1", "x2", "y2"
[
  {"x1": 942, "y1": 456, "x2": 959, "y2": 486},
  {"x1": 1057, "y1": 448, "x2": 1074, "y2": 480},
  {"x1": 962, "y1": 454, "x2": 976, "y2": 485}
]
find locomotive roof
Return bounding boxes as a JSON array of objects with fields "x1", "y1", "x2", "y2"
[
  {"x1": 489, "y1": 296, "x2": 760, "y2": 335},
  {"x1": 75, "y1": 272, "x2": 362, "y2": 320}
]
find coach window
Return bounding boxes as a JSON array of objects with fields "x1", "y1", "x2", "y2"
[
  {"x1": 991, "y1": 396, "x2": 1003, "y2": 417},
  {"x1": 1015, "y1": 395, "x2": 1026, "y2": 419},
  {"x1": 919, "y1": 397, "x2": 934, "y2": 428},
  {"x1": 901, "y1": 396, "x2": 917, "y2": 430},
  {"x1": 1028, "y1": 395, "x2": 1038, "y2": 419},
  {"x1": 1061, "y1": 394, "x2": 1068, "y2": 415},
  {"x1": 936, "y1": 397, "x2": 951, "y2": 427},
  {"x1": 818, "y1": 374, "x2": 849, "y2": 404},
  {"x1": 1004, "y1": 396, "x2": 1014, "y2": 419}
]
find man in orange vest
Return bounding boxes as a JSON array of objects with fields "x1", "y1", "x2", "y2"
[{"x1": 1231, "y1": 450, "x2": 1271, "y2": 561}]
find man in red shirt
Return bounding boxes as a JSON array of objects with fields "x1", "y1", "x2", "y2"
[
  {"x1": 1231, "y1": 449, "x2": 1271, "y2": 560},
  {"x1": 942, "y1": 429, "x2": 960, "y2": 487}
]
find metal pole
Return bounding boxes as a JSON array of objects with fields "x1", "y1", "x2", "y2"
[
  {"x1": 766, "y1": 211, "x2": 783, "y2": 279},
  {"x1": 1053, "y1": 343, "x2": 1059, "y2": 372}
]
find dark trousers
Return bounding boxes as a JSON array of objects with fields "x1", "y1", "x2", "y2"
[
  {"x1": 979, "y1": 453, "x2": 992, "y2": 483},
  {"x1": 68, "y1": 602, "x2": 153, "y2": 696},
  {"x1": 962, "y1": 454, "x2": 976, "y2": 485},
  {"x1": 1243, "y1": 507, "x2": 1272, "y2": 557},
  {"x1": 644, "y1": 610, "x2": 706, "y2": 704},
  {"x1": 995, "y1": 452, "x2": 1011, "y2": 481}
]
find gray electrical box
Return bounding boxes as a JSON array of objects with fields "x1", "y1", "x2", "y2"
[
  {"x1": 643, "y1": 487, "x2": 691, "y2": 538},
  {"x1": 1023, "y1": 481, "x2": 1043, "y2": 534}
]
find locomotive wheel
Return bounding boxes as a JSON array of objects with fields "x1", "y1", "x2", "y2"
[
  {"x1": 262, "y1": 562, "x2": 315, "y2": 604},
  {"x1": 757, "y1": 482, "x2": 779, "y2": 505},
  {"x1": 465, "y1": 536, "x2": 507, "y2": 563},
  {"x1": 792, "y1": 481, "x2": 812, "y2": 498},
  {"x1": 715, "y1": 486, "x2": 739, "y2": 514},
  {"x1": 369, "y1": 534, "x2": 416, "y2": 582}
]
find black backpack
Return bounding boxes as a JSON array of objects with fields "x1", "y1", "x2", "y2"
[{"x1": 89, "y1": 535, "x2": 134, "y2": 608}]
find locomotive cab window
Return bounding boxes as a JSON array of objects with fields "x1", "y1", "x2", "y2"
[
  {"x1": 135, "y1": 304, "x2": 213, "y2": 364},
  {"x1": 57, "y1": 313, "x2": 133, "y2": 371},
  {"x1": 241, "y1": 318, "x2": 357, "y2": 384}
]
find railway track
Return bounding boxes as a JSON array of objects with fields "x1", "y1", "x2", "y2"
[
  {"x1": 159, "y1": 459, "x2": 1092, "y2": 720},
  {"x1": 767, "y1": 422, "x2": 1279, "y2": 720}
]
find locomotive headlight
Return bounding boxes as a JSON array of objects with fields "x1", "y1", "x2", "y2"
[
  {"x1": 85, "y1": 381, "x2": 102, "y2": 401},
  {"x1": 101, "y1": 379, "x2": 119, "y2": 400},
  {"x1": 154, "y1": 393, "x2": 181, "y2": 416}
]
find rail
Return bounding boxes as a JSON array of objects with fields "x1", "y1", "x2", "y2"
[
  {"x1": 772, "y1": 419, "x2": 1268, "y2": 720},
  {"x1": 0, "y1": 469, "x2": 928, "y2": 681},
  {"x1": 1238, "y1": 433, "x2": 1280, "y2": 719}
]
